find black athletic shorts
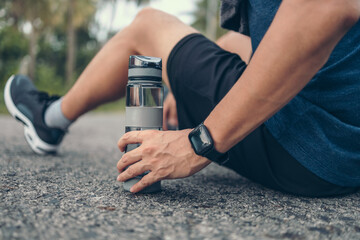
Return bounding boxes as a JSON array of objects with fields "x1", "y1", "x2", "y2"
[{"x1": 167, "y1": 33, "x2": 358, "y2": 197}]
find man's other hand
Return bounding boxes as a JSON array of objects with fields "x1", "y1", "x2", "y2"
[{"x1": 163, "y1": 92, "x2": 178, "y2": 130}]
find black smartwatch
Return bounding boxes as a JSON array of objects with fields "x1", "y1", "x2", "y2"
[{"x1": 188, "y1": 123, "x2": 229, "y2": 165}]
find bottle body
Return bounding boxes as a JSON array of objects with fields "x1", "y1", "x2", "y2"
[
  {"x1": 125, "y1": 82, "x2": 164, "y2": 152},
  {"x1": 123, "y1": 56, "x2": 163, "y2": 193}
]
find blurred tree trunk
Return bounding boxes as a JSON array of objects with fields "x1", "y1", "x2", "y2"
[
  {"x1": 205, "y1": 0, "x2": 218, "y2": 40},
  {"x1": 107, "y1": 0, "x2": 118, "y2": 40},
  {"x1": 66, "y1": 0, "x2": 76, "y2": 85},
  {"x1": 9, "y1": 0, "x2": 56, "y2": 80},
  {"x1": 191, "y1": 0, "x2": 227, "y2": 40},
  {"x1": 28, "y1": 24, "x2": 38, "y2": 80}
]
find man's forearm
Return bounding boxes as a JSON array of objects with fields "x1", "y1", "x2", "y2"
[{"x1": 204, "y1": 0, "x2": 360, "y2": 153}]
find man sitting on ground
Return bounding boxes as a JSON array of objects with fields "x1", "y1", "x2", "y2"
[{"x1": 4, "y1": 0, "x2": 360, "y2": 197}]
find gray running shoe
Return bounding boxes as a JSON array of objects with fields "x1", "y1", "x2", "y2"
[{"x1": 4, "y1": 75, "x2": 65, "y2": 154}]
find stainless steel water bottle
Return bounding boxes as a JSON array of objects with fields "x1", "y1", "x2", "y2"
[{"x1": 123, "y1": 55, "x2": 163, "y2": 193}]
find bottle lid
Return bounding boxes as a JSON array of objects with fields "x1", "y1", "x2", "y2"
[{"x1": 128, "y1": 55, "x2": 162, "y2": 81}]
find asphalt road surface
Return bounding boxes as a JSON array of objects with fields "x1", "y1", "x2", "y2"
[{"x1": 1, "y1": 113, "x2": 360, "y2": 240}]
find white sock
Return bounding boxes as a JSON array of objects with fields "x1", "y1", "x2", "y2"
[{"x1": 44, "y1": 98, "x2": 72, "y2": 130}]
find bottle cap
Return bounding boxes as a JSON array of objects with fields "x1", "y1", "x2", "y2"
[{"x1": 128, "y1": 55, "x2": 162, "y2": 80}]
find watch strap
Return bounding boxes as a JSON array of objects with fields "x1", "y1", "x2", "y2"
[{"x1": 204, "y1": 147, "x2": 229, "y2": 165}]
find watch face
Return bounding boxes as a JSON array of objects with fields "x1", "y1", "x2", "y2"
[{"x1": 189, "y1": 124, "x2": 213, "y2": 155}]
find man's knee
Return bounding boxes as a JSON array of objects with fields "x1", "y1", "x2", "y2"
[
  {"x1": 113, "y1": 7, "x2": 170, "y2": 46},
  {"x1": 135, "y1": 7, "x2": 162, "y2": 20},
  {"x1": 132, "y1": 7, "x2": 176, "y2": 28},
  {"x1": 125, "y1": 7, "x2": 193, "y2": 53}
]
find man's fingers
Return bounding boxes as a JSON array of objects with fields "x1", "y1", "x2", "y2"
[
  {"x1": 168, "y1": 107, "x2": 178, "y2": 127},
  {"x1": 117, "y1": 162, "x2": 148, "y2": 182},
  {"x1": 117, "y1": 149, "x2": 142, "y2": 172},
  {"x1": 163, "y1": 93, "x2": 178, "y2": 130},
  {"x1": 163, "y1": 106, "x2": 169, "y2": 131},
  {"x1": 117, "y1": 131, "x2": 143, "y2": 152},
  {"x1": 129, "y1": 172, "x2": 160, "y2": 193},
  {"x1": 118, "y1": 130, "x2": 159, "y2": 151},
  {"x1": 163, "y1": 95, "x2": 171, "y2": 130}
]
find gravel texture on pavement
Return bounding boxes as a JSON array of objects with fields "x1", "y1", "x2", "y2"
[{"x1": 1, "y1": 113, "x2": 360, "y2": 240}]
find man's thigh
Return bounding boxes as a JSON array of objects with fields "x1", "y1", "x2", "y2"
[{"x1": 166, "y1": 33, "x2": 247, "y2": 129}]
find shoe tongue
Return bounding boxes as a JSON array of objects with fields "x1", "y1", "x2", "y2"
[
  {"x1": 44, "y1": 96, "x2": 60, "y2": 110},
  {"x1": 48, "y1": 95, "x2": 60, "y2": 104},
  {"x1": 35, "y1": 91, "x2": 60, "y2": 103}
]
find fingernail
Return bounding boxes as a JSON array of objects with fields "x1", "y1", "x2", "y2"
[{"x1": 117, "y1": 175, "x2": 122, "y2": 181}]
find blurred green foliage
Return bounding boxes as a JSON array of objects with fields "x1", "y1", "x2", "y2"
[
  {"x1": 0, "y1": 0, "x2": 224, "y2": 114},
  {"x1": 0, "y1": 0, "x2": 109, "y2": 113},
  {"x1": 0, "y1": 26, "x2": 28, "y2": 86},
  {"x1": 0, "y1": 26, "x2": 28, "y2": 113}
]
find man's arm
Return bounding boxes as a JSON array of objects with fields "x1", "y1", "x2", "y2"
[{"x1": 205, "y1": 0, "x2": 360, "y2": 153}]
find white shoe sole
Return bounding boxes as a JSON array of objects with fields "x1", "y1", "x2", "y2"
[{"x1": 4, "y1": 75, "x2": 59, "y2": 155}]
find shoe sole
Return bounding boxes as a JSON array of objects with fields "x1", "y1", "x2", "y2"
[{"x1": 4, "y1": 75, "x2": 59, "y2": 155}]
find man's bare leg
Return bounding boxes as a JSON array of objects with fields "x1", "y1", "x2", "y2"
[
  {"x1": 4, "y1": 8, "x2": 253, "y2": 155},
  {"x1": 216, "y1": 31, "x2": 252, "y2": 64},
  {"x1": 61, "y1": 8, "x2": 197, "y2": 121}
]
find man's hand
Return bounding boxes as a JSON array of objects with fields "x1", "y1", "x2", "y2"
[
  {"x1": 163, "y1": 92, "x2": 178, "y2": 130},
  {"x1": 116, "y1": 129, "x2": 211, "y2": 193}
]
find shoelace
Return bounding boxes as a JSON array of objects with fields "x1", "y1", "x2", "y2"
[
  {"x1": 28, "y1": 90, "x2": 67, "y2": 133},
  {"x1": 29, "y1": 90, "x2": 60, "y2": 107}
]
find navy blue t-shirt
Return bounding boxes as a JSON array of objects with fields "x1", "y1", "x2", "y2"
[{"x1": 221, "y1": 0, "x2": 360, "y2": 186}]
